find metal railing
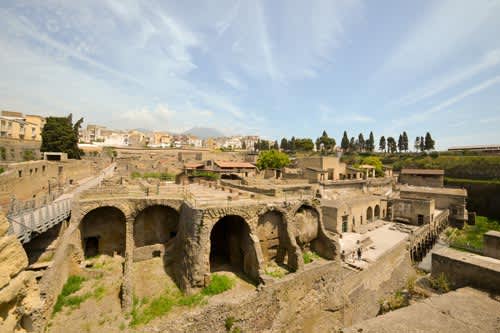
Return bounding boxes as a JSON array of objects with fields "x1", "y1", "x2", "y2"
[{"x1": 6, "y1": 163, "x2": 116, "y2": 243}]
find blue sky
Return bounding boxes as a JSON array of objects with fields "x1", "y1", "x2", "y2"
[{"x1": 1, "y1": 0, "x2": 500, "y2": 149}]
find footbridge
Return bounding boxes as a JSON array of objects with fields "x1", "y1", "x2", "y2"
[{"x1": 7, "y1": 163, "x2": 116, "y2": 243}]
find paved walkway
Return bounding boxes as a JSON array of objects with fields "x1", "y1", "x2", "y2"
[{"x1": 341, "y1": 222, "x2": 412, "y2": 269}]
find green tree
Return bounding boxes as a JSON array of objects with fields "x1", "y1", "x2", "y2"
[
  {"x1": 425, "y1": 132, "x2": 435, "y2": 151},
  {"x1": 341, "y1": 131, "x2": 349, "y2": 151},
  {"x1": 362, "y1": 156, "x2": 383, "y2": 176},
  {"x1": 387, "y1": 137, "x2": 397, "y2": 154},
  {"x1": 358, "y1": 133, "x2": 365, "y2": 152},
  {"x1": 349, "y1": 137, "x2": 355, "y2": 152},
  {"x1": 41, "y1": 114, "x2": 83, "y2": 159},
  {"x1": 402, "y1": 131, "x2": 409, "y2": 152},
  {"x1": 379, "y1": 136, "x2": 386, "y2": 153},
  {"x1": 242, "y1": 141, "x2": 247, "y2": 150},
  {"x1": 420, "y1": 136, "x2": 425, "y2": 152},
  {"x1": 273, "y1": 141, "x2": 279, "y2": 150},
  {"x1": 316, "y1": 130, "x2": 336, "y2": 152},
  {"x1": 414, "y1": 136, "x2": 420, "y2": 152},
  {"x1": 366, "y1": 131, "x2": 375, "y2": 152},
  {"x1": 294, "y1": 138, "x2": 314, "y2": 151},
  {"x1": 290, "y1": 136, "x2": 296, "y2": 151},
  {"x1": 256, "y1": 150, "x2": 290, "y2": 170},
  {"x1": 398, "y1": 134, "x2": 403, "y2": 153},
  {"x1": 280, "y1": 138, "x2": 288, "y2": 151}
]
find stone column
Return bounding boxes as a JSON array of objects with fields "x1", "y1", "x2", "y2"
[{"x1": 122, "y1": 216, "x2": 134, "y2": 312}]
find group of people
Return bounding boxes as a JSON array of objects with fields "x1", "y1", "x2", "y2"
[{"x1": 341, "y1": 246, "x2": 363, "y2": 262}]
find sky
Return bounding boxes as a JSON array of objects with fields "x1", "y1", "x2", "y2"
[{"x1": 1, "y1": 0, "x2": 500, "y2": 149}]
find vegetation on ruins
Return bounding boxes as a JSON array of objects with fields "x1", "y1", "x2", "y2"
[
  {"x1": 131, "y1": 171, "x2": 175, "y2": 181},
  {"x1": 22, "y1": 149, "x2": 35, "y2": 161},
  {"x1": 41, "y1": 114, "x2": 83, "y2": 159},
  {"x1": 446, "y1": 216, "x2": 500, "y2": 252},
  {"x1": 192, "y1": 170, "x2": 220, "y2": 180},
  {"x1": 0, "y1": 146, "x2": 6, "y2": 160},
  {"x1": 256, "y1": 150, "x2": 290, "y2": 170},
  {"x1": 130, "y1": 274, "x2": 234, "y2": 327},
  {"x1": 302, "y1": 251, "x2": 320, "y2": 264},
  {"x1": 361, "y1": 156, "x2": 384, "y2": 176},
  {"x1": 429, "y1": 273, "x2": 451, "y2": 293}
]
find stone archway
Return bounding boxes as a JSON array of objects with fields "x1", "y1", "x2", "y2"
[
  {"x1": 81, "y1": 206, "x2": 126, "y2": 257},
  {"x1": 374, "y1": 205, "x2": 380, "y2": 219},
  {"x1": 257, "y1": 210, "x2": 288, "y2": 264},
  {"x1": 209, "y1": 215, "x2": 259, "y2": 281},
  {"x1": 293, "y1": 205, "x2": 319, "y2": 250},
  {"x1": 367, "y1": 206, "x2": 373, "y2": 222},
  {"x1": 133, "y1": 205, "x2": 179, "y2": 248}
]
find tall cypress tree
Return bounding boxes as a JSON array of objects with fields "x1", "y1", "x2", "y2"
[
  {"x1": 379, "y1": 136, "x2": 386, "y2": 152},
  {"x1": 41, "y1": 114, "x2": 83, "y2": 159},
  {"x1": 425, "y1": 132, "x2": 435, "y2": 151},
  {"x1": 402, "y1": 131, "x2": 409, "y2": 152},
  {"x1": 341, "y1": 131, "x2": 349, "y2": 151}
]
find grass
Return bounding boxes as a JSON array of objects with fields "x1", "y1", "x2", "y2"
[
  {"x1": 302, "y1": 251, "x2": 320, "y2": 264},
  {"x1": 447, "y1": 216, "x2": 500, "y2": 252},
  {"x1": 53, "y1": 276, "x2": 108, "y2": 315},
  {"x1": 131, "y1": 171, "x2": 175, "y2": 181},
  {"x1": 202, "y1": 274, "x2": 235, "y2": 295},
  {"x1": 130, "y1": 274, "x2": 235, "y2": 327},
  {"x1": 429, "y1": 273, "x2": 451, "y2": 293}
]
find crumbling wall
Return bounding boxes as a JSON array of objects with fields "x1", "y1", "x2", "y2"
[{"x1": 0, "y1": 212, "x2": 41, "y2": 333}]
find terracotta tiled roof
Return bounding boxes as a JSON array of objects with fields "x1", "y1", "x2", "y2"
[
  {"x1": 214, "y1": 161, "x2": 255, "y2": 169},
  {"x1": 400, "y1": 168, "x2": 444, "y2": 175}
]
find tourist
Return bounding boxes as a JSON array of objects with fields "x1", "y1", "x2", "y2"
[{"x1": 357, "y1": 247, "x2": 362, "y2": 260}]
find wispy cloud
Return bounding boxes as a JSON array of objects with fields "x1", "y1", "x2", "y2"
[
  {"x1": 388, "y1": 49, "x2": 500, "y2": 108},
  {"x1": 221, "y1": 71, "x2": 246, "y2": 91},
  {"x1": 392, "y1": 75, "x2": 500, "y2": 128},
  {"x1": 319, "y1": 104, "x2": 373, "y2": 123}
]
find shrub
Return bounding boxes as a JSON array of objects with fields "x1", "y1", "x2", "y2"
[
  {"x1": 53, "y1": 275, "x2": 87, "y2": 315},
  {"x1": 430, "y1": 273, "x2": 451, "y2": 293},
  {"x1": 303, "y1": 251, "x2": 320, "y2": 264},
  {"x1": 202, "y1": 275, "x2": 235, "y2": 296}
]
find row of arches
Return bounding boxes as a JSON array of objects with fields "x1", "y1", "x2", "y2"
[
  {"x1": 80, "y1": 204, "x2": 323, "y2": 281},
  {"x1": 366, "y1": 204, "x2": 382, "y2": 222},
  {"x1": 81, "y1": 205, "x2": 180, "y2": 258},
  {"x1": 410, "y1": 221, "x2": 448, "y2": 262}
]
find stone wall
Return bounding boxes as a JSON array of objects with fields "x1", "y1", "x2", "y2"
[
  {"x1": 148, "y1": 238, "x2": 414, "y2": 332},
  {"x1": 432, "y1": 247, "x2": 500, "y2": 293},
  {"x1": 0, "y1": 137, "x2": 41, "y2": 162},
  {"x1": 484, "y1": 230, "x2": 500, "y2": 260},
  {"x1": 392, "y1": 198, "x2": 434, "y2": 225},
  {"x1": 399, "y1": 174, "x2": 444, "y2": 187},
  {"x1": 0, "y1": 212, "x2": 41, "y2": 332}
]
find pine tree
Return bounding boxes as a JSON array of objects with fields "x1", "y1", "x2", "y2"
[
  {"x1": 367, "y1": 131, "x2": 375, "y2": 152},
  {"x1": 242, "y1": 141, "x2": 247, "y2": 150},
  {"x1": 358, "y1": 133, "x2": 365, "y2": 152},
  {"x1": 349, "y1": 137, "x2": 355, "y2": 152},
  {"x1": 387, "y1": 137, "x2": 397, "y2": 154},
  {"x1": 290, "y1": 136, "x2": 296, "y2": 152},
  {"x1": 341, "y1": 131, "x2": 349, "y2": 151},
  {"x1": 397, "y1": 134, "x2": 403, "y2": 153},
  {"x1": 402, "y1": 131, "x2": 409, "y2": 152},
  {"x1": 414, "y1": 137, "x2": 420, "y2": 152},
  {"x1": 424, "y1": 132, "x2": 435, "y2": 151},
  {"x1": 280, "y1": 138, "x2": 288, "y2": 151},
  {"x1": 379, "y1": 136, "x2": 386, "y2": 153},
  {"x1": 420, "y1": 136, "x2": 425, "y2": 152}
]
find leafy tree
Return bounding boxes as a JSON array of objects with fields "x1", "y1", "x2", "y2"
[
  {"x1": 362, "y1": 156, "x2": 383, "y2": 176},
  {"x1": 425, "y1": 132, "x2": 435, "y2": 151},
  {"x1": 294, "y1": 138, "x2": 314, "y2": 151},
  {"x1": 256, "y1": 150, "x2": 290, "y2": 170},
  {"x1": 290, "y1": 136, "x2": 296, "y2": 151},
  {"x1": 341, "y1": 131, "x2": 349, "y2": 151},
  {"x1": 366, "y1": 131, "x2": 375, "y2": 152},
  {"x1": 379, "y1": 136, "x2": 386, "y2": 153},
  {"x1": 242, "y1": 141, "x2": 247, "y2": 150},
  {"x1": 41, "y1": 114, "x2": 83, "y2": 159},
  {"x1": 414, "y1": 136, "x2": 420, "y2": 152},
  {"x1": 280, "y1": 138, "x2": 288, "y2": 151}
]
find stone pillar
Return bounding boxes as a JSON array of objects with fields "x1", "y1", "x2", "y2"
[{"x1": 122, "y1": 216, "x2": 134, "y2": 312}]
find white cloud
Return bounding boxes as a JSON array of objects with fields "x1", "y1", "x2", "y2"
[
  {"x1": 221, "y1": 72, "x2": 246, "y2": 91},
  {"x1": 319, "y1": 104, "x2": 373, "y2": 123}
]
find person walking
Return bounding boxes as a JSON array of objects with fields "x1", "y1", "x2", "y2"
[{"x1": 357, "y1": 247, "x2": 362, "y2": 260}]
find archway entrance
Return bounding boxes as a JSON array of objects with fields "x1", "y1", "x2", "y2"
[
  {"x1": 293, "y1": 206, "x2": 319, "y2": 249},
  {"x1": 134, "y1": 205, "x2": 179, "y2": 247},
  {"x1": 367, "y1": 207, "x2": 373, "y2": 222},
  {"x1": 374, "y1": 205, "x2": 380, "y2": 219},
  {"x1": 81, "y1": 206, "x2": 126, "y2": 257},
  {"x1": 210, "y1": 215, "x2": 259, "y2": 280}
]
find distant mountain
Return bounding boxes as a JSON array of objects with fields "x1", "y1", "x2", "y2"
[{"x1": 182, "y1": 127, "x2": 224, "y2": 139}]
